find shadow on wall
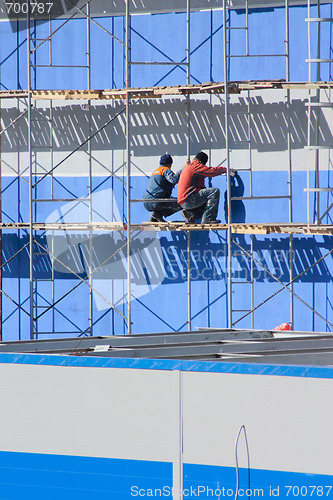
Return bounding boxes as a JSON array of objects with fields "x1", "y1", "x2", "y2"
[
  {"x1": 1, "y1": 96, "x2": 332, "y2": 155},
  {"x1": 2, "y1": 232, "x2": 332, "y2": 285},
  {"x1": 224, "y1": 173, "x2": 246, "y2": 223}
]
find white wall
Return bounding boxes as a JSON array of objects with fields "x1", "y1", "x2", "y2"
[{"x1": 0, "y1": 357, "x2": 332, "y2": 498}]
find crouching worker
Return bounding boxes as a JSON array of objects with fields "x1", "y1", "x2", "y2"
[
  {"x1": 144, "y1": 154, "x2": 188, "y2": 222},
  {"x1": 178, "y1": 151, "x2": 233, "y2": 224}
]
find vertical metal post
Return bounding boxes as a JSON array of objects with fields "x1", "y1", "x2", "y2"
[
  {"x1": 27, "y1": 9, "x2": 34, "y2": 339},
  {"x1": 50, "y1": 101, "x2": 55, "y2": 333},
  {"x1": 315, "y1": 0, "x2": 321, "y2": 225},
  {"x1": 306, "y1": 95, "x2": 311, "y2": 225},
  {"x1": 285, "y1": 0, "x2": 294, "y2": 328},
  {"x1": 306, "y1": 0, "x2": 311, "y2": 225},
  {"x1": 307, "y1": 0, "x2": 311, "y2": 83},
  {"x1": 246, "y1": 91, "x2": 254, "y2": 328},
  {"x1": 246, "y1": 86, "x2": 255, "y2": 329},
  {"x1": 126, "y1": 0, "x2": 132, "y2": 334},
  {"x1": 87, "y1": 3, "x2": 91, "y2": 93},
  {"x1": 245, "y1": 0, "x2": 249, "y2": 56},
  {"x1": 87, "y1": 2, "x2": 93, "y2": 336},
  {"x1": 186, "y1": 0, "x2": 191, "y2": 332},
  {"x1": 306, "y1": 0, "x2": 320, "y2": 226},
  {"x1": 250, "y1": 235, "x2": 254, "y2": 329},
  {"x1": 187, "y1": 231, "x2": 191, "y2": 331},
  {"x1": 48, "y1": 16, "x2": 55, "y2": 334},
  {"x1": 186, "y1": 0, "x2": 191, "y2": 161},
  {"x1": 247, "y1": 92, "x2": 253, "y2": 197},
  {"x1": 223, "y1": 0, "x2": 232, "y2": 328}
]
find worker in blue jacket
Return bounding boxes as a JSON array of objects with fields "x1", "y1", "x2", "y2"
[{"x1": 143, "y1": 154, "x2": 188, "y2": 222}]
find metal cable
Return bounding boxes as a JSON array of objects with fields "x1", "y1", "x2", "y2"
[{"x1": 235, "y1": 425, "x2": 250, "y2": 500}]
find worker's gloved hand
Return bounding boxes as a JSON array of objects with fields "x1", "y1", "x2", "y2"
[{"x1": 230, "y1": 169, "x2": 237, "y2": 177}]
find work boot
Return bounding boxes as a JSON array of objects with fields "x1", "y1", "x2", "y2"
[
  {"x1": 150, "y1": 212, "x2": 166, "y2": 222},
  {"x1": 181, "y1": 210, "x2": 196, "y2": 224},
  {"x1": 202, "y1": 219, "x2": 221, "y2": 224}
]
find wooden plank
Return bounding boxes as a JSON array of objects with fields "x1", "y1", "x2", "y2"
[
  {"x1": 0, "y1": 90, "x2": 28, "y2": 99},
  {"x1": 0, "y1": 221, "x2": 332, "y2": 235},
  {"x1": 2, "y1": 80, "x2": 333, "y2": 102},
  {"x1": 304, "y1": 227, "x2": 333, "y2": 235},
  {"x1": 232, "y1": 225, "x2": 269, "y2": 234},
  {"x1": 2, "y1": 81, "x2": 333, "y2": 101}
]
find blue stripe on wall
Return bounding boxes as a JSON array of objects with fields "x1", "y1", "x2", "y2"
[
  {"x1": 0, "y1": 451, "x2": 172, "y2": 500},
  {"x1": 1, "y1": 352, "x2": 333, "y2": 379},
  {"x1": 0, "y1": 451, "x2": 332, "y2": 499},
  {"x1": 183, "y1": 464, "x2": 333, "y2": 499}
]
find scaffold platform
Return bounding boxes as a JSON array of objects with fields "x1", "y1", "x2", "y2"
[
  {"x1": 2, "y1": 80, "x2": 333, "y2": 100},
  {"x1": 0, "y1": 222, "x2": 332, "y2": 235}
]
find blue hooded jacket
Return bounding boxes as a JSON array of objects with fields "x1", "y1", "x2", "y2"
[{"x1": 144, "y1": 166, "x2": 181, "y2": 200}]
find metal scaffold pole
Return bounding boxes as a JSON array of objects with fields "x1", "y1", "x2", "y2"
[
  {"x1": 223, "y1": 0, "x2": 233, "y2": 328},
  {"x1": 314, "y1": 0, "x2": 321, "y2": 226},
  {"x1": 186, "y1": 0, "x2": 191, "y2": 162},
  {"x1": 126, "y1": 0, "x2": 132, "y2": 334},
  {"x1": 187, "y1": 231, "x2": 191, "y2": 332},
  {"x1": 87, "y1": 2, "x2": 93, "y2": 336},
  {"x1": 27, "y1": 7, "x2": 34, "y2": 339},
  {"x1": 285, "y1": 0, "x2": 294, "y2": 328},
  {"x1": 186, "y1": 0, "x2": 191, "y2": 332}
]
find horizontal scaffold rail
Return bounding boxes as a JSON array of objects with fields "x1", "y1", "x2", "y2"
[
  {"x1": 2, "y1": 80, "x2": 333, "y2": 100},
  {"x1": 0, "y1": 222, "x2": 332, "y2": 235}
]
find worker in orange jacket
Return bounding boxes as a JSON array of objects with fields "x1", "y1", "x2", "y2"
[{"x1": 143, "y1": 154, "x2": 188, "y2": 222}]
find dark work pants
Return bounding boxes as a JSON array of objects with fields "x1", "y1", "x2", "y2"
[{"x1": 144, "y1": 197, "x2": 182, "y2": 217}]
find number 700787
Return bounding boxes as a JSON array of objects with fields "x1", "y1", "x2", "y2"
[
  {"x1": 285, "y1": 486, "x2": 333, "y2": 497},
  {"x1": 5, "y1": 2, "x2": 54, "y2": 15}
]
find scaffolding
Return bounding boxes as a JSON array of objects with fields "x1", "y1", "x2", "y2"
[{"x1": 0, "y1": 0, "x2": 332, "y2": 339}]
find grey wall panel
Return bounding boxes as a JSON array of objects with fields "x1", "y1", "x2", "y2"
[
  {"x1": 182, "y1": 370, "x2": 333, "y2": 475},
  {"x1": 0, "y1": 363, "x2": 181, "y2": 462}
]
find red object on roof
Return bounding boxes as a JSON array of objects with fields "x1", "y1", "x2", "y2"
[{"x1": 273, "y1": 322, "x2": 292, "y2": 331}]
